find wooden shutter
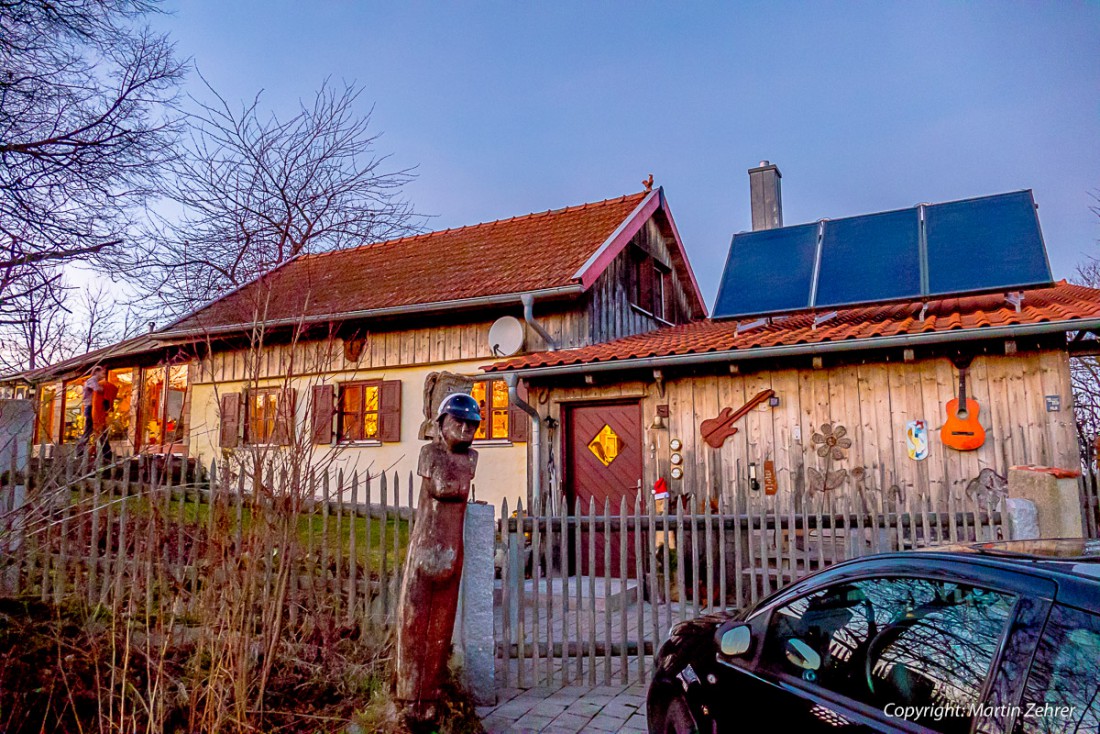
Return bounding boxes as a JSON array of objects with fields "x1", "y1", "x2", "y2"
[
  {"x1": 378, "y1": 380, "x2": 401, "y2": 442},
  {"x1": 508, "y1": 380, "x2": 530, "y2": 443},
  {"x1": 311, "y1": 384, "x2": 334, "y2": 444},
  {"x1": 274, "y1": 387, "x2": 297, "y2": 445},
  {"x1": 219, "y1": 392, "x2": 242, "y2": 448}
]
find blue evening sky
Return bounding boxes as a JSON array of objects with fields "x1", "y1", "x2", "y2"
[{"x1": 154, "y1": 2, "x2": 1100, "y2": 309}]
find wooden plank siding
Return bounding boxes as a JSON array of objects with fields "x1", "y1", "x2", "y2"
[
  {"x1": 533, "y1": 351, "x2": 1078, "y2": 513},
  {"x1": 587, "y1": 219, "x2": 695, "y2": 345}
]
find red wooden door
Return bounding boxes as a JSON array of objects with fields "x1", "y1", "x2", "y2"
[{"x1": 566, "y1": 402, "x2": 642, "y2": 577}]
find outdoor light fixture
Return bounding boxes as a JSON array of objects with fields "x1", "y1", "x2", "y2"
[{"x1": 749, "y1": 462, "x2": 760, "y2": 492}]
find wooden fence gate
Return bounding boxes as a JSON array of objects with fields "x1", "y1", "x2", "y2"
[{"x1": 494, "y1": 481, "x2": 1007, "y2": 690}]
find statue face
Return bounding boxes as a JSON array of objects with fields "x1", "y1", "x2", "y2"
[{"x1": 440, "y1": 414, "x2": 477, "y2": 451}]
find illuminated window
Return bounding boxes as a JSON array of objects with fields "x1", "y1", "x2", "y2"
[
  {"x1": 471, "y1": 379, "x2": 510, "y2": 441},
  {"x1": 35, "y1": 386, "x2": 56, "y2": 444},
  {"x1": 61, "y1": 379, "x2": 85, "y2": 443},
  {"x1": 338, "y1": 382, "x2": 380, "y2": 442},
  {"x1": 248, "y1": 388, "x2": 280, "y2": 444}
]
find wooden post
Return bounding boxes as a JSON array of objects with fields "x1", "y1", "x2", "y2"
[{"x1": 394, "y1": 389, "x2": 480, "y2": 731}]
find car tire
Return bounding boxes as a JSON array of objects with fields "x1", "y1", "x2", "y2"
[{"x1": 651, "y1": 695, "x2": 699, "y2": 734}]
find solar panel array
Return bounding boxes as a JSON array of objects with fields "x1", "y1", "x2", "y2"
[{"x1": 712, "y1": 190, "x2": 1053, "y2": 320}]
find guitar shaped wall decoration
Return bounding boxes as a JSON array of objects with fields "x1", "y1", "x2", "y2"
[
  {"x1": 941, "y1": 364, "x2": 986, "y2": 451},
  {"x1": 700, "y1": 389, "x2": 775, "y2": 448}
]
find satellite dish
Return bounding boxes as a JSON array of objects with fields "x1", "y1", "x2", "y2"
[{"x1": 488, "y1": 316, "x2": 525, "y2": 357}]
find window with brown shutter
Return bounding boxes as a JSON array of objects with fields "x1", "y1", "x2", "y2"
[
  {"x1": 336, "y1": 379, "x2": 400, "y2": 442},
  {"x1": 311, "y1": 384, "x2": 335, "y2": 444},
  {"x1": 378, "y1": 380, "x2": 401, "y2": 442},
  {"x1": 273, "y1": 387, "x2": 296, "y2": 445},
  {"x1": 219, "y1": 392, "x2": 242, "y2": 448},
  {"x1": 508, "y1": 381, "x2": 529, "y2": 443},
  {"x1": 471, "y1": 378, "x2": 527, "y2": 442}
]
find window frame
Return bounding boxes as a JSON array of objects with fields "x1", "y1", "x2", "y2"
[
  {"x1": 337, "y1": 379, "x2": 383, "y2": 444},
  {"x1": 629, "y1": 245, "x2": 672, "y2": 323},
  {"x1": 471, "y1": 378, "x2": 511, "y2": 443},
  {"x1": 246, "y1": 386, "x2": 281, "y2": 445}
]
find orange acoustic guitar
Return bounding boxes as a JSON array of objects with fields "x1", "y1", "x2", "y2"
[{"x1": 941, "y1": 364, "x2": 986, "y2": 451}]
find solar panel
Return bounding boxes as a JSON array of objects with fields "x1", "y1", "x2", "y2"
[
  {"x1": 814, "y1": 208, "x2": 922, "y2": 309},
  {"x1": 712, "y1": 223, "x2": 818, "y2": 318},
  {"x1": 711, "y1": 190, "x2": 1054, "y2": 320},
  {"x1": 925, "y1": 190, "x2": 1052, "y2": 296}
]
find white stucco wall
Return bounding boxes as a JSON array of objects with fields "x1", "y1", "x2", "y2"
[{"x1": 188, "y1": 359, "x2": 528, "y2": 512}]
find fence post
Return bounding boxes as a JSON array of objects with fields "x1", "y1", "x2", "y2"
[{"x1": 454, "y1": 500, "x2": 496, "y2": 706}]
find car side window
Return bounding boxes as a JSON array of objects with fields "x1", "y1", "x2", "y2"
[
  {"x1": 759, "y1": 577, "x2": 1017, "y2": 734},
  {"x1": 1015, "y1": 604, "x2": 1100, "y2": 734}
]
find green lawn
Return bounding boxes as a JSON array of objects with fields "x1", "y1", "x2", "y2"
[{"x1": 73, "y1": 484, "x2": 412, "y2": 571}]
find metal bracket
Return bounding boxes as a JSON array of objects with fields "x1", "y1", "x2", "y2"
[
  {"x1": 653, "y1": 369, "x2": 665, "y2": 399},
  {"x1": 736, "y1": 318, "x2": 768, "y2": 335},
  {"x1": 1006, "y1": 291, "x2": 1024, "y2": 313},
  {"x1": 812, "y1": 311, "x2": 838, "y2": 330}
]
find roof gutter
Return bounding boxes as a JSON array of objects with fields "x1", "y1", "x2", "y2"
[
  {"x1": 153, "y1": 285, "x2": 586, "y2": 341},
  {"x1": 495, "y1": 318, "x2": 1100, "y2": 378}
]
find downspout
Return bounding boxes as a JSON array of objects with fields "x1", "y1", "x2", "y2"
[
  {"x1": 504, "y1": 372, "x2": 542, "y2": 510},
  {"x1": 521, "y1": 293, "x2": 558, "y2": 352}
]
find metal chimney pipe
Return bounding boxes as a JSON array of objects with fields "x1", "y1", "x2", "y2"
[{"x1": 748, "y1": 160, "x2": 783, "y2": 231}]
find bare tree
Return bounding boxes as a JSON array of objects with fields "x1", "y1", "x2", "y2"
[
  {"x1": 1071, "y1": 190, "x2": 1100, "y2": 467},
  {"x1": 128, "y1": 77, "x2": 419, "y2": 317},
  {"x1": 0, "y1": 267, "x2": 72, "y2": 373},
  {"x1": 0, "y1": 0, "x2": 184, "y2": 325}
]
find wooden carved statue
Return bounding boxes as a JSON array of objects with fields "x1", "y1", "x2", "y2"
[{"x1": 394, "y1": 390, "x2": 481, "y2": 730}]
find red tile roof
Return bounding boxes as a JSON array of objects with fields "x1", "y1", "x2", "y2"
[
  {"x1": 485, "y1": 282, "x2": 1100, "y2": 372},
  {"x1": 166, "y1": 192, "x2": 649, "y2": 333}
]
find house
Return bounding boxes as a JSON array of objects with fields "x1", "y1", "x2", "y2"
[
  {"x1": 25, "y1": 186, "x2": 707, "y2": 510},
  {"x1": 485, "y1": 164, "x2": 1100, "y2": 525}
]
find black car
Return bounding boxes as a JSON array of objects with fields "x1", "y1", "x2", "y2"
[{"x1": 647, "y1": 539, "x2": 1100, "y2": 734}]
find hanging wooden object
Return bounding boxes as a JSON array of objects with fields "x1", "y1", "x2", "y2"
[{"x1": 763, "y1": 459, "x2": 778, "y2": 495}]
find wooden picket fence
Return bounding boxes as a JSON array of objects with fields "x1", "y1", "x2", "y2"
[
  {"x1": 494, "y1": 481, "x2": 1007, "y2": 690},
  {"x1": 0, "y1": 453, "x2": 415, "y2": 634}
]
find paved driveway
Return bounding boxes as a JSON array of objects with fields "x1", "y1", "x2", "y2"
[{"x1": 478, "y1": 683, "x2": 649, "y2": 734}]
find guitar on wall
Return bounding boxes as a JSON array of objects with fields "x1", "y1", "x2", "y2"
[{"x1": 941, "y1": 361, "x2": 986, "y2": 451}]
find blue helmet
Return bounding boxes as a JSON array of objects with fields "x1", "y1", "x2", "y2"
[{"x1": 437, "y1": 393, "x2": 482, "y2": 423}]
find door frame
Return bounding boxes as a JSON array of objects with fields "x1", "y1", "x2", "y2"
[{"x1": 562, "y1": 398, "x2": 644, "y2": 515}]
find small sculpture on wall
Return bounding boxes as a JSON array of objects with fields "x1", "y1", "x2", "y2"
[
  {"x1": 964, "y1": 468, "x2": 1007, "y2": 504},
  {"x1": 806, "y1": 422, "x2": 851, "y2": 494}
]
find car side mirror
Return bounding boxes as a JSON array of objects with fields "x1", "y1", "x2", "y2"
[
  {"x1": 718, "y1": 625, "x2": 753, "y2": 657},
  {"x1": 784, "y1": 638, "x2": 821, "y2": 671}
]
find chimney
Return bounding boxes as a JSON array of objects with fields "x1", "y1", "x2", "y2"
[{"x1": 748, "y1": 160, "x2": 783, "y2": 231}]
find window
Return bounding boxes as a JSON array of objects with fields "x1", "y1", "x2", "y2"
[
  {"x1": 471, "y1": 379, "x2": 510, "y2": 440},
  {"x1": 1017, "y1": 604, "x2": 1100, "y2": 734},
  {"x1": 760, "y1": 577, "x2": 1016, "y2": 734},
  {"x1": 35, "y1": 386, "x2": 56, "y2": 444},
  {"x1": 247, "y1": 387, "x2": 280, "y2": 444},
  {"x1": 630, "y1": 246, "x2": 669, "y2": 320},
  {"x1": 105, "y1": 368, "x2": 133, "y2": 443},
  {"x1": 339, "y1": 381, "x2": 381, "y2": 442},
  {"x1": 61, "y1": 379, "x2": 84, "y2": 442},
  {"x1": 139, "y1": 364, "x2": 189, "y2": 449}
]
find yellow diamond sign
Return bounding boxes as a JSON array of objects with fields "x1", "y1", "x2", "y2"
[{"x1": 588, "y1": 424, "x2": 620, "y2": 467}]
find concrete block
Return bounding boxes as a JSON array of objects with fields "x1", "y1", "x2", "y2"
[{"x1": 1008, "y1": 466, "x2": 1084, "y2": 538}]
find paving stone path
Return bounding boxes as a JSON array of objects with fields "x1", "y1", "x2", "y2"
[{"x1": 478, "y1": 683, "x2": 649, "y2": 734}]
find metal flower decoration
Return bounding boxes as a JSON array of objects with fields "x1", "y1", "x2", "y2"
[{"x1": 811, "y1": 422, "x2": 851, "y2": 461}]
